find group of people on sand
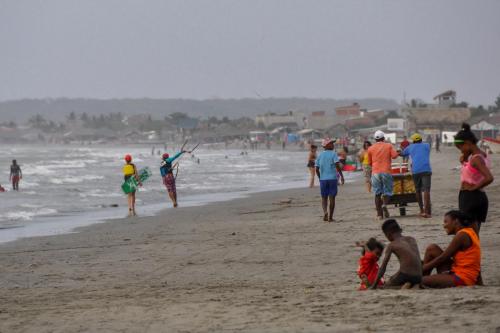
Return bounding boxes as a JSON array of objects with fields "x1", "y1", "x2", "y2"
[
  {"x1": 358, "y1": 211, "x2": 481, "y2": 290},
  {"x1": 0, "y1": 160, "x2": 23, "y2": 192},
  {"x1": 122, "y1": 148, "x2": 191, "y2": 216},
  {"x1": 360, "y1": 130, "x2": 433, "y2": 219},
  {"x1": 308, "y1": 122, "x2": 494, "y2": 289}
]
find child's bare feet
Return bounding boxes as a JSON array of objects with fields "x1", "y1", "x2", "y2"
[
  {"x1": 401, "y1": 282, "x2": 412, "y2": 289},
  {"x1": 323, "y1": 214, "x2": 328, "y2": 222}
]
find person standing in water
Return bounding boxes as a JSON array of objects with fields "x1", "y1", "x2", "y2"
[
  {"x1": 307, "y1": 145, "x2": 318, "y2": 188},
  {"x1": 160, "y1": 150, "x2": 187, "y2": 207},
  {"x1": 123, "y1": 154, "x2": 140, "y2": 216},
  {"x1": 315, "y1": 138, "x2": 344, "y2": 222},
  {"x1": 10, "y1": 160, "x2": 22, "y2": 191},
  {"x1": 454, "y1": 123, "x2": 494, "y2": 233},
  {"x1": 358, "y1": 141, "x2": 372, "y2": 193}
]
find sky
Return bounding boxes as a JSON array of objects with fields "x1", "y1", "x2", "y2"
[{"x1": 1, "y1": 0, "x2": 499, "y2": 105}]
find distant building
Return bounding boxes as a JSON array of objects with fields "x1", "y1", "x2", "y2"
[
  {"x1": 387, "y1": 118, "x2": 408, "y2": 132},
  {"x1": 363, "y1": 109, "x2": 387, "y2": 119},
  {"x1": 307, "y1": 111, "x2": 337, "y2": 130},
  {"x1": 402, "y1": 90, "x2": 470, "y2": 130},
  {"x1": 345, "y1": 117, "x2": 375, "y2": 129},
  {"x1": 434, "y1": 90, "x2": 456, "y2": 106},
  {"x1": 255, "y1": 111, "x2": 306, "y2": 129},
  {"x1": 335, "y1": 103, "x2": 361, "y2": 117}
]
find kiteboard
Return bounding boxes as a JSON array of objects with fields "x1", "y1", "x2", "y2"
[{"x1": 121, "y1": 167, "x2": 152, "y2": 194}]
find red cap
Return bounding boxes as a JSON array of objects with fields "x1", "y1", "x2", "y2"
[
  {"x1": 124, "y1": 154, "x2": 132, "y2": 162},
  {"x1": 162, "y1": 153, "x2": 169, "y2": 159}
]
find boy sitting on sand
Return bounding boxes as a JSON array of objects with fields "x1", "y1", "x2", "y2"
[
  {"x1": 356, "y1": 238, "x2": 385, "y2": 290},
  {"x1": 371, "y1": 219, "x2": 423, "y2": 289}
]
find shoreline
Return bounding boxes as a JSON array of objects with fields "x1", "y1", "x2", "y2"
[
  {"x1": 0, "y1": 172, "x2": 360, "y2": 244},
  {"x1": 3, "y1": 146, "x2": 352, "y2": 244},
  {"x1": 1, "y1": 148, "x2": 499, "y2": 332}
]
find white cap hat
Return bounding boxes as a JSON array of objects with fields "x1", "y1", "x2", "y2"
[{"x1": 374, "y1": 130, "x2": 385, "y2": 140}]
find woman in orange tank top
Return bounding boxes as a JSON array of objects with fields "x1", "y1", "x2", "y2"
[{"x1": 421, "y1": 210, "x2": 481, "y2": 288}]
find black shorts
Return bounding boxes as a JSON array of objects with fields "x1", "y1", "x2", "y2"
[
  {"x1": 412, "y1": 172, "x2": 431, "y2": 192},
  {"x1": 389, "y1": 271, "x2": 422, "y2": 287},
  {"x1": 459, "y1": 190, "x2": 488, "y2": 223}
]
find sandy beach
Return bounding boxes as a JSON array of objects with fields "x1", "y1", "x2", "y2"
[{"x1": 1, "y1": 147, "x2": 500, "y2": 332}]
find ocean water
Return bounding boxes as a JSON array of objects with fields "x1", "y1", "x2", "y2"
[{"x1": 0, "y1": 145, "x2": 358, "y2": 243}]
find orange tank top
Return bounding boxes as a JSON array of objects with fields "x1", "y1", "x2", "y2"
[{"x1": 452, "y1": 228, "x2": 481, "y2": 286}]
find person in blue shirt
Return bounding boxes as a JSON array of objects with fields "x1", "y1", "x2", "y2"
[
  {"x1": 160, "y1": 150, "x2": 187, "y2": 207},
  {"x1": 315, "y1": 138, "x2": 345, "y2": 222},
  {"x1": 400, "y1": 133, "x2": 432, "y2": 218}
]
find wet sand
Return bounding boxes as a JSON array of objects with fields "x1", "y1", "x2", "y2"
[{"x1": 1, "y1": 147, "x2": 500, "y2": 332}]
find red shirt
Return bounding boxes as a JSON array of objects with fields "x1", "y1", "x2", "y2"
[
  {"x1": 357, "y1": 252, "x2": 384, "y2": 290},
  {"x1": 400, "y1": 139, "x2": 410, "y2": 150}
]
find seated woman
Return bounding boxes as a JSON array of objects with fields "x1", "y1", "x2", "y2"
[{"x1": 422, "y1": 210, "x2": 481, "y2": 288}]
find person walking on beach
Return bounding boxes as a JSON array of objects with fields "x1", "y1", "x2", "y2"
[
  {"x1": 10, "y1": 160, "x2": 22, "y2": 191},
  {"x1": 315, "y1": 138, "x2": 344, "y2": 222},
  {"x1": 454, "y1": 123, "x2": 494, "y2": 233},
  {"x1": 400, "y1": 133, "x2": 432, "y2": 218},
  {"x1": 367, "y1": 131, "x2": 399, "y2": 219},
  {"x1": 358, "y1": 141, "x2": 372, "y2": 193},
  {"x1": 307, "y1": 144, "x2": 318, "y2": 188},
  {"x1": 435, "y1": 134, "x2": 441, "y2": 153},
  {"x1": 160, "y1": 150, "x2": 187, "y2": 208},
  {"x1": 123, "y1": 154, "x2": 140, "y2": 216},
  {"x1": 426, "y1": 135, "x2": 433, "y2": 149},
  {"x1": 400, "y1": 136, "x2": 410, "y2": 163}
]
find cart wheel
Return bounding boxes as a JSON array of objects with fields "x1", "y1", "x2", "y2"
[{"x1": 399, "y1": 207, "x2": 406, "y2": 216}]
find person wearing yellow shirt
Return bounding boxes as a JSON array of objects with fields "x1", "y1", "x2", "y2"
[
  {"x1": 358, "y1": 141, "x2": 372, "y2": 193},
  {"x1": 123, "y1": 154, "x2": 140, "y2": 216}
]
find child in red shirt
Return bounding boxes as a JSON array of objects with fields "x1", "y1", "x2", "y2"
[{"x1": 357, "y1": 238, "x2": 385, "y2": 290}]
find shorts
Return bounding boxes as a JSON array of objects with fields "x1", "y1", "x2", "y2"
[
  {"x1": 320, "y1": 179, "x2": 338, "y2": 197},
  {"x1": 12, "y1": 175, "x2": 20, "y2": 183},
  {"x1": 452, "y1": 273, "x2": 466, "y2": 287},
  {"x1": 371, "y1": 173, "x2": 393, "y2": 197},
  {"x1": 362, "y1": 165, "x2": 372, "y2": 183},
  {"x1": 458, "y1": 190, "x2": 488, "y2": 223},
  {"x1": 307, "y1": 160, "x2": 315, "y2": 168},
  {"x1": 163, "y1": 173, "x2": 176, "y2": 193},
  {"x1": 389, "y1": 271, "x2": 422, "y2": 287},
  {"x1": 412, "y1": 172, "x2": 432, "y2": 192}
]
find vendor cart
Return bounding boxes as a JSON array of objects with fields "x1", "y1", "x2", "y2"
[{"x1": 387, "y1": 163, "x2": 417, "y2": 216}]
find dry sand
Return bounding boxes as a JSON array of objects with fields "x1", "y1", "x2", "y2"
[{"x1": 1, "y1": 147, "x2": 500, "y2": 332}]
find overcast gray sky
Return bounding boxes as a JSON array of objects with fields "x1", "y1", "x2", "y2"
[{"x1": 1, "y1": 0, "x2": 499, "y2": 105}]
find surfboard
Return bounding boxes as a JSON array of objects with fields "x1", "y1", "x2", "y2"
[{"x1": 121, "y1": 167, "x2": 152, "y2": 194}]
